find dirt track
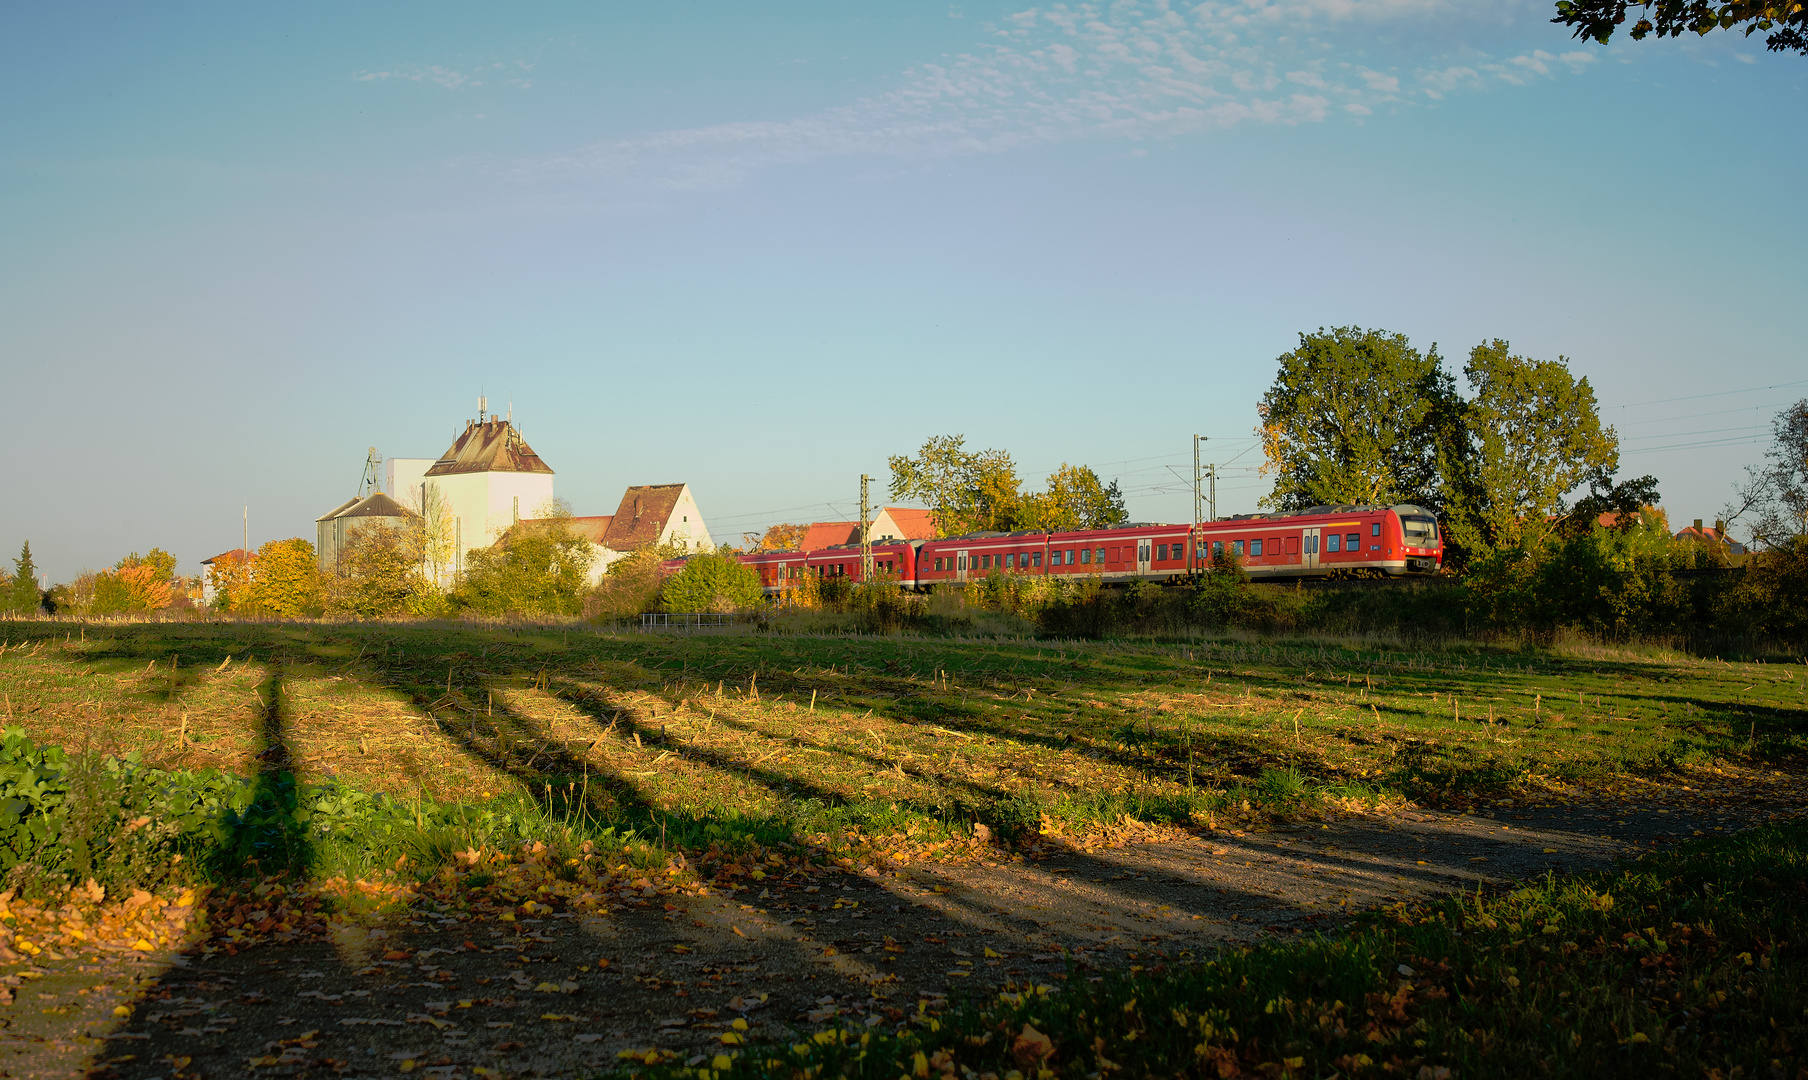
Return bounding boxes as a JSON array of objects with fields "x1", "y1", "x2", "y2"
[{"x1": 4, "y1": 765, "x2": 1804, "y2": 1080}]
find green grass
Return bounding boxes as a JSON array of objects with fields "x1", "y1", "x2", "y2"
[
  {"x1": 0, "y1": 620, "x2": 1803, "y2": 868},
  {"x1": 635, "y1": 816, "x2": 1808, "y2": 1078}
]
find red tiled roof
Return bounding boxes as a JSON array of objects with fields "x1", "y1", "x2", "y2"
[
  {"x1": 425, "y1": 419, "x2": 553, "y2": 477},
  {"x1": 882, "y1": 507, "x2": 937, "y2": 540},
  {"x1": 800, "y1": 521, "x2": 859, "y2": 550},
  {"x1": 602, "y1": 485, "x2": 686, "y2": 550},
  {"x1": 201, "y1": 549, "x2": 251, "y2": 565}
]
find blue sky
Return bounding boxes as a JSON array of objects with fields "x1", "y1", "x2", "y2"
[{"x1": 3, "y1": 1, "x2": 1803, "y2": 582}]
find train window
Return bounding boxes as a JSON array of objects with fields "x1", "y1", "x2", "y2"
[
  {"x1": 1079, "y1": 548, "x2": 1091, "y2": 564},
  {"x1": 1303, "y1": 535, "x2": 1314, "y2": 555},
  {"x1": 1326, "y1": 534, "x2": 1340, "y2": 553},
  {"x1": 1233, "y1": 540, "x2": 1243, "y2": 557},
  {"x1": 1032, "y1": 552, "x2": 1042, "y2": 567},
  {"x1": 1212, "y1": 541, "x2": 1223, "y2": 557},
  {"x1": 1096, "y1": 548, "x2": 1106, "y2": 564},
  {"x1": 1155, "y1": 544, "x2": 1167, "y2": 561},
  {"x1": 1251, "y1": 539, "x2": 1263, "y2": 556},
  {"x1": 1372, "y1": 522, "x2": 1381, "y2": 537},
  {"x1": 1005, "y1": 553, "x2": 1016, "y2": 568},
  {"x1": 1347, "y1": 533, "x2": 1361, "y2": 549}
]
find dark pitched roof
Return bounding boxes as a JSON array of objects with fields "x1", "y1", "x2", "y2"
[
  {"x1": 500, "y1": 515, "x2": 614, "y2": 546},
  {"x1": 315, "y1": 497, "x2": 360, "y2": 524},
  {"x1": 424, "y1": 418, "x2": 554, "y2": 477},
  {"x1": 601, "y1": 484, "x2": 687, "y2": 550},
  {"x1": 318, "y1": 492, "x2": 419, "y2": 525}
]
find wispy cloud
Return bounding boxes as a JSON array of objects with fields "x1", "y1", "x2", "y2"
[
  {"x1": 483, "y1": 1, "x2": 1597, "y2": 191},
  {"x1": 354, "y1": 60, "x2": 536, "y2": 91}
]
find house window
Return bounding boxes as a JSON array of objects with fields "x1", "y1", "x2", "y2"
[
  {"x1": 1080, "y1": 548, "x2": 1092, "y2": 564},
  {"x1": 1326, "y1": 534, "x2": 1341, "y2": 553},
  {"x1": 1348, "y1": 533, "x2": 1361, "y2": 549},
  {"x1": 1251, "y1": 539, "x2": 1263, "y2": 557}
]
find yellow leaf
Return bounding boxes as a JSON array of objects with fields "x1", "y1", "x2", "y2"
[
  {"x1": 534, "y1": 982, "x2": 561, "y2": 993},
  {"x1": 712, "y1": 1055, "x2": 733, "y2": 1070},
  {"x1": 732, "y1": 1018, "x2": 748, "y2": 1031},
  {"x1": 984, "y1": 947, "x2": 1000, "y2": 958},
  {"x1": 720, "y1": 1032, "x2": 743, "y2": 1045},
  {"x1": 113, "y1": 1005, "x2": 132, "y2": 1018},
  {"x1": 498, "y1": 912, "x2": 515, "y2": 922},
  {"x1": 131, "y1": 938, "x2": 154, "y2": 951},
  {"x1": 399, "y1": 1060, "x2": 415, "y2": 1073}
]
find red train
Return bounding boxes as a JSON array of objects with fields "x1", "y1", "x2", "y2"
[{"x1": 673, "y1": 504, "x2": 1442, "y2": 593}]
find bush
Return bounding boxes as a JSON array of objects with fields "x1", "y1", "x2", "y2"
[
  {"x1": 586, "y1": 547, "x2": 668, "y2": 621},
  {"x1": 324, "y1": 522, "x2": 429, "y2": 618},
  {"x1": 659, "y1": 552, "x2": 764, "y2": 614},
  {"x1": 458, "y1": 517, "x2": 595, "y2": 617}
]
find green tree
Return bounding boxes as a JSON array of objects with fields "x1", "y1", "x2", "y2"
[
  {"x1": 1553, "y1": 0, "x2": 1806, "y2": 55},
  {"x1": 324, "y1": 522, "x2": 425, "y2": 618},
  {"x1": 889, "y1": 438, "x2": 1126, "y2": 536},
  {"x1": 659, "y1": 552, "x2": 765, "y2": 613},
  {"x1": 4, "y1": 542, "x2": 41, "y2": 614},
  {"x1": 242, "y1": 539, "x2": 322, "y2": 616},
  {"x1": 1019, "y1": 464, "x2": 1129, "y2": 532},
  {"x1": 1257, "y1": 328, "x2": 1460, "y2": 512},
  {"x1": 1441, "y1": 341, "x2": 1621, "y2": 562},
  {"x1": 457, "y1": 502, "x2": 596, "y2": 617},
  {"x1": 888, "y1": 435, "x2": 1024, "y2": 535}
]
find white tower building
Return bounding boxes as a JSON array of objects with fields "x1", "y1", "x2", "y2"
[{"x1": 415, "y1": 403, "x2": 556, "y2": 577}]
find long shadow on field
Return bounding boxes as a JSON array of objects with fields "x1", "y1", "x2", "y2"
[{"x1": 204, "y1": 660, "x2": 316, "y2": 879}]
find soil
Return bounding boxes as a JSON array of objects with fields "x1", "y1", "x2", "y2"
[{"x1": 4, "y1": 765, "x2": 1804, "y2": 1080}]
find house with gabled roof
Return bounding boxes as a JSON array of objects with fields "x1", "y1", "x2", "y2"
[{"x1": 505, "y1": 483, "x2": 714, "y2": 582}]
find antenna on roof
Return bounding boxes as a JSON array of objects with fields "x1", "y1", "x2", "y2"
[{"x1": 478, "y1": 392, "x2": 487, "y2": 422}]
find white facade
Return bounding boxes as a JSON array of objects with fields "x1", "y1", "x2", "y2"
[
  {"x1": 433, "y1": 470, "x2": 556, "y2": 571},
  {"x1": 386, "y1": 458, "x2": 435, "y2": 507}
]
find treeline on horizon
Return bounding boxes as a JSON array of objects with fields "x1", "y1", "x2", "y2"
[{"x1": 3, "y1": 326, "x2": 1804, "y2": 648}]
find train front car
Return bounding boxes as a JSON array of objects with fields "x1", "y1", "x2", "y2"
[{"x1": 1388, "y1": 504, "x2": 1443, "y2": 575}]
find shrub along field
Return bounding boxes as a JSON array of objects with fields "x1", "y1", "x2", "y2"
[{"x1": 0, "y1": 619, "x2": 1803, "y2": 884}]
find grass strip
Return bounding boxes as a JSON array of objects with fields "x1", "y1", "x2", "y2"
[{"x1": 632, "y1": 818, "x2": 1808, "y2": 1079}]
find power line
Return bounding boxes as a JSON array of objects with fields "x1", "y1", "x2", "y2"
[{"x1": 1610, "y1": 378, "x2": 1808, "y2": 411}]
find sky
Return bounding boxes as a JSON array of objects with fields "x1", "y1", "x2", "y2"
[{"x1": 2, "y1": 1, "x2": 1804, "y2": 583}]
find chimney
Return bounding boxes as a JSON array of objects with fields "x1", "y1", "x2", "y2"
[
  {"x1": 1715, "y1": 519, "x2": 1725, "y2": 535},
  {"x1": 1693, "y1": 519, "x2": 1703, "y2": 531}
]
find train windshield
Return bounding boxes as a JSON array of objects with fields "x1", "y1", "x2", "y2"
[{"x1": 1401, "y1": 516, "x2": 1438, "y2": 544}]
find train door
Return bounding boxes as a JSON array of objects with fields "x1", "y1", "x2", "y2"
[
  {"x1": 956, "y1": 549, "x2": 971, "y2": 584},
  {"x1": 1301, "y1": 528, "x2": 1320, "y2": 571},
  {"x1": 1136, "y1": 540, "x2": 1151, "y2": 577}
]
